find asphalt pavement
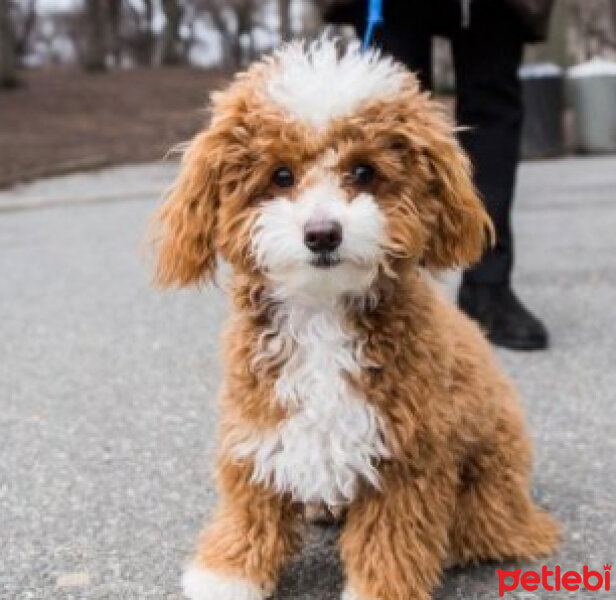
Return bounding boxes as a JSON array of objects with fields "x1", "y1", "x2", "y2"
[{"x1": 1, "y1": 157, "x2": 615, "y2": 599}]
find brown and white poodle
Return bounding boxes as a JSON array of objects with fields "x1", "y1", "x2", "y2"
[{"x1": 152, "y1": 37, "x2": 560, "y2": 600}]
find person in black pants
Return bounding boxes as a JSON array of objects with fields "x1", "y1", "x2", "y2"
[{"x1": 326, "y1": 0, "x2": 551, "y2": 350}]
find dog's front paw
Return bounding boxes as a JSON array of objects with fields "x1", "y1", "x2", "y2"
[{"x1": 181, "y1": 565, "x2": 265, "y2": 600}]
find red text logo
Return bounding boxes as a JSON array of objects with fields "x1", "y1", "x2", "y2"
[{"x1": 497, "y1": 564, "x2": 611, "y2": 597}]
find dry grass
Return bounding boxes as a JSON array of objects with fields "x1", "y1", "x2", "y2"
[{"x1": 0, "y1": 66, "x2": 227, "y2": 189}]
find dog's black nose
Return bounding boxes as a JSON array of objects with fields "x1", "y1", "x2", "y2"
[{"x1": 304, "y1": 220, "x2": 342, "y2": 253}]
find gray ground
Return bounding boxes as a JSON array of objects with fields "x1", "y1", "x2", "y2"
[{"x1": 1, "y1": 157, "x2": 615, "y2": 600}]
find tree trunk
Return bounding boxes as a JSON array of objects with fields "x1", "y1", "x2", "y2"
[
  {"x1": 206, "y1": 0, "x2": 238, "y2": 70},
  {"x1": 84, "y1": 0, "x2": 106, "y2": 71},
  {"x1": 142, "y1": 0, "x2": 155, "y2": 66},
  {"x1": 14, "y1": 0, "x2": 37, "y2": 62},
  {"x1": 235, "y1": 0, "x2": 255, "y2": 65},
  {"x1": 129, "y1": 0, "x2": 155, "y2": 67},
  {"x1": 108, "y1": 0, "x2": 122, "y2": 67},
  {"x1": 0, "y1": 0, "x2": 17, "y2": 88},
  {"x1": 278, "y1": 0, "x2": 292, "y2": 42},
  {"x1": 161, "y1": 0, "x2": 183, "y2": 66}
]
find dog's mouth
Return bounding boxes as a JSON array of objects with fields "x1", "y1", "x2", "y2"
[{"x1": 310, "y1": 253, "x2": 341, "y2": 269}]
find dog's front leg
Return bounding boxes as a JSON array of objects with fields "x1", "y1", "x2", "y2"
[
  {"x1": 340, "y1": 462, "x2": 456, "y2": 600},
  {"x1": 182, "y1": 459, "x2": 302, "y2": 600}
]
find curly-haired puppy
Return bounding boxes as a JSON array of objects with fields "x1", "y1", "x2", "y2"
[{"x1": 153, "y1": 38, "x2": 560, "y2": 600}]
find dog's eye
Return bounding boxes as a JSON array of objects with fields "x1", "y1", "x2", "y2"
[
  {"x1": 351, "y1": 163, "x2": 375, "y2": 186},
  {"x1": 271, "y1": 166, "x2": 295, "y2": 188}
]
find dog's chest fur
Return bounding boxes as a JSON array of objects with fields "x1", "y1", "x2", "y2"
[{"x1": 234, "y1": 303, "x2": 388, "y2": 506}]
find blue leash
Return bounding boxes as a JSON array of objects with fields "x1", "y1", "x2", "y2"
[{"x1": 362, "y1": 0, "x2": 384, "y2": 51}]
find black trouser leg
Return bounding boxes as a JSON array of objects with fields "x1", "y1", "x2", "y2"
[
  {"x1": 452, "y1": 5, "x2": 525, "y2": 285},
  {"x1": 370, "y1": 2, "x2": 434, "y2": 89}
]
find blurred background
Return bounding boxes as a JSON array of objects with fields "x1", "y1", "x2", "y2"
[{"x1": 1, "y1": 0, "x2": 616, "y2": 189}]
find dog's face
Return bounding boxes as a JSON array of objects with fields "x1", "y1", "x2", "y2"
[{"x1": 154, "y1": 39, "x2": 492, "y2": 303}]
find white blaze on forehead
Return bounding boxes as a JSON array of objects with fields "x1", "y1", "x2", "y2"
[{"x1": 266, "y1": 38, "x2": 405, "y2": 129}]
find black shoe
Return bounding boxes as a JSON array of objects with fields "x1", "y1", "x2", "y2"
[{"x1": 458, "y1": 283, "x2": 549, "y2": 351}]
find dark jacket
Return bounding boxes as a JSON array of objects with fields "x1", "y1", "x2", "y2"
[
  {"x1": 505, "y1": 0, "x2": 555, "y2": 41},
  {"x1": 324, "y1": 0, "x2": 555, "y2": 43}
]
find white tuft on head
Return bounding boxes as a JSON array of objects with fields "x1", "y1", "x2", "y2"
[{"x1": 266, "y1": 36, "x2": 405, "y2": 129}]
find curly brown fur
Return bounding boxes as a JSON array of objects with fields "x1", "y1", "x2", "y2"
[{"x1": 152, "y1": 38, "x2": 559, "y2": 600}]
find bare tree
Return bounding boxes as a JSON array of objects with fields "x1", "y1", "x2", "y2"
[
  {"x1": 568, "y1": 0, "x2": 616, "y2": 62},
  {"x1": 278, "y1": 0, "x2": 292, "y2": 42},
  {"x1": 124, "y1": 0, "x2": 156, "y2": 66},
  {"x1": 236, "y1": 0, "x2": 258, "y2": 61},
  {"x1": 84, "y1": 0, "x2": 106, "y2": 71},
  {"x1": 14, "y1": 0, "x2": 37, "y2": 62},
  {"x1": 161, "y1": 0, "x2": 184, "y2": 65},
  {"x1": 297, "y1": 0, "x2": 325, "y2": 37},
  {"x1": 108, "y1": 0, "x2": 122, "y2": 66},
  {"x1": 0, "y1": 0, "x2": 18, "y2": 87},
  {"x1": 202, "y1": 0, "x2": 271, "y2": 68}
]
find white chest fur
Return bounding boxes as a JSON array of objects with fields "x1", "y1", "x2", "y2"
[{"x1": 232, "y1": 304, "x2": 389, "y2": 506}]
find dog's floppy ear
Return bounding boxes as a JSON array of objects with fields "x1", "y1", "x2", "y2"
[
  {"x1": 393, "y1": 90, "x2": 494, "y2": 270},
  {"x1": 153, "y1": 129, "x2": 222, "y2": 287},
  {"x1": 420, "y1": 129, "x2": 494, "y2": 269}
]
